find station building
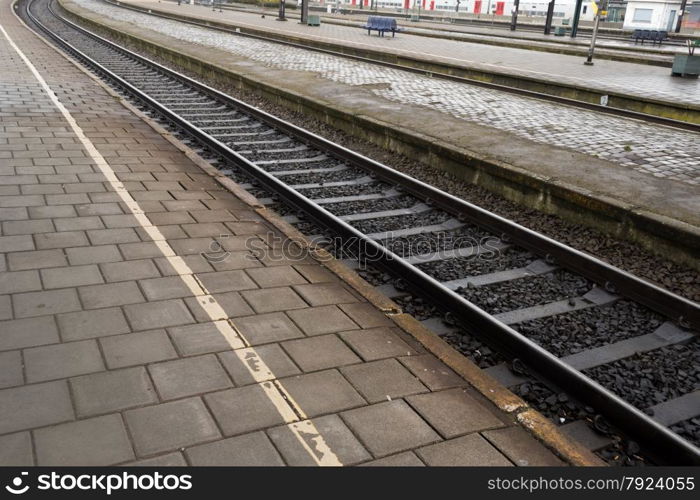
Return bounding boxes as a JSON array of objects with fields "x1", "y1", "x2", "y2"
[
  {"x1": 622, "y1": 0, "x2": 698, "y2": 31},
  {"x1": 329, "y1": 0, "x2": 599, "y2": 22}
]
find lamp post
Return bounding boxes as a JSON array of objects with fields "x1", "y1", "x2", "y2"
[
  {"x1": 584, "y1": 0, "x2": 606, "y2": 65},
  {"x1": 543, "y1": 0, "x2": 555, "y2": 34},
  {"x1": 570, "y1": 0, "x2": 583, "y2": 37},
  {"x1": 510, "y1": 0, "x2": 520, "y2": 30},
  {"x1": 300, "y1": 0, "x2": 309, "y2": 23},
  {"x1": 676, "y1": 0, "x2": 688, "y2": 33}
]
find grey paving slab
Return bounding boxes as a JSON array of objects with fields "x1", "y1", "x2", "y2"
[
  {"x1": 155, "y1": 254, "x2": 214, "y2": 276},
  {"x1": 218, "y1": 344, "x2": 300, "y2": 386},
  {"x1": 196, "y1": 270, "x2": 258, "y2": 293},
  {"x1": 34, "y1": 414, "x2": 135, "y2": 466},
  {"x1": 125, "y1": 397, "x2": 221, "y2": 456},
  {"x1": 58, "y1": 307, "x2": 131, "y2": 341},
  {"x1": 100, "y1": 258, "x2": 161, "y2": 282},
  {"x1": 417, "y1": 434, "x2": 513, "y2": 466},
  {"x1": 0, "y1": 350, "x2": 23, "y2": 389},
  {"x1": 267, "y1": 414, "x2": 371, "y2": 466},
  {"x1": 231, "y1": 312, "x2": 305, "y2": 345},
  {"x1": 124, "y1": 299, "x2": 195, "y2": 331},
  {"x1": 100, "y1": 330, "x2": 178, "y2": 368},
  {"x1": 14, "y1": 288, "x2": 82, "y2": 318},
  {"x1": 286, "y1": 305, "x2": 358, "y2": 336},
  {"x1": 339, "y1": 302, "x2": 394, "y2": 328},
  {"x1": 407, "y1": 388, "x2": 505, "y2": 439},
  {"x1": 66, "y1": 244, "x2": 123, "y2": 265},
  {"x1": 362, "y1": 451, "x2": 425, "y2": 466},
  {"x1": 119, "y1": 241, "x2": 166, "y2": 260},
  {"x1": 24, "y1": 339, "x2": 105, "y2": 383},
  {"x1": 7, "y1": 249, "x2": 67, "y2": 271},
  {"x1": 399, "y1": 354, "x2": 467, "y2": 391},
  {"x1": 79, "y1": 281, "x2": 146, "y2": 309},
  {"x1": 0, "y1": 380, "x2": 74, "y2": 434},
  {"x1": 168, "y1": 322, "x2": 232, "y2": 356},
  {"x1": 483, "y1": 426, "x2": 565, "y2": 466},
  {"x1": 149, "y1": 354, "x2": 233, "y2": 400},
  {"x1": 0, "y1": 432, "x2": 34, "y2": 466},
  {"x1": 139, "y1": 276, "x2": 196, "y2": 301},
  {"x1": 126, "y1": 452, "x2": 188, "y2": 467},
  {"x1": 0, "y1": 235, "x2": 34, "y2": 253},
  {"x1": 293, "y1": 283, "x2": 359, "y2": 306},
  {"x1": 2, "y1": 219, "x2": 53, "y2": 236},
  {"x1": 241, "y1": 287, "x2": 308, "y2": 314},
  {"x1": 35, "y1": 231, "x2": 89, "y2": 250},
  {"x1": 205, "y1": 383, "x2": 290, "y2": 436},
  {"x1": 341, "y1": 400, "x2": 441, "y2": 458},
  {"x1": 0, "y1": 316, "x2": 60, "y2": 350},
  {"x1": 186, "y1": 432, "x2": 284, "y2": 466},
  {"x1": 282, "y1": 334, "x2": 361, "y2": 372},
  {"x1": 88, "y1": 227, "x2": 140, "y2": 246},
  {"x1": 280, "y1": 369, "x2": 366, "y2": 418},
  {"x1": 29, "y1": 205, "x2": 76, "y2": 219},
  {"x1": 245, "y1": 266, "x2": 307, "y2": 288},
  {"x1": 340, "y1": 327, "x2": 417, "y2": 361},
  {"x1": 54, "y1": 216, "x2": 104, "y2": 232},
  {"x1": 41, "y1": 264, "x2": 103, "y2": 289},
  {"x1": 71, "y1": 366, "x2": 158, "y2": 417},
  {"x1": 0, "y1": 295, "x2": 9, "y2": 321},
  {"x1": 185, "y1": 291, "x2": 254, "y2": 321},
  {"x1": 342, "y1": 358, "x2": 428, "y2": 404}
]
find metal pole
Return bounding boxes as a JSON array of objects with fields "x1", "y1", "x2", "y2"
[
  {"x1": 570, "y1": 0, "x2": 583, "y2": 37},
  {"x1": 544, "y1": 0, "x2": 555, "y2": 34},
  {"x1": 676, "y1": 0, "x2": 688, "y2": 33},
  {"x1": 277, "y1": 0, "x2": 287, "y2": 20},
  {"x1": 510, "y1": 0, "x2": 520, "y2": 30},
  {"x1": 300, "y1": 0, "x2": 309, "y2": 23},
  {"x1": 585, "y1": 10, "x2": 600, "y2": 65}
]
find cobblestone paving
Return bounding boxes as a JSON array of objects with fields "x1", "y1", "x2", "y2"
[
  {"x1": 129, "y1": 0, "x2": 700, "y2": 106},
  {"x1": 76, "y1": 0, "x2": 700, "y2": 185}
]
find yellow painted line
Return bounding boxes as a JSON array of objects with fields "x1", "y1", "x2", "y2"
[{"x1": 1, "y1": 18, "x2": 341, "y2": 466}]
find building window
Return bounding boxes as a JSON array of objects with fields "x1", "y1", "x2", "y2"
[{"x1": 632, "y1": 8, "x2": 653, "y2": 23}]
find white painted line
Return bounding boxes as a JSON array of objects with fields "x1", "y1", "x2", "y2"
[{"x1": 1, "y1": 19, "x2": 340, "y2": 465}]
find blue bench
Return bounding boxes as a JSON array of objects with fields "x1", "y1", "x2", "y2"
[
  {"x1": 632, "y1": 29, "x2": 668, "y2": 46},
  {"x1": 362, "y1": 16, "x2": 402, "y2": 37}
]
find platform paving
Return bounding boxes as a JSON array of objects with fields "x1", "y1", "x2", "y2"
[
  {"x1": 124, "y1": 0, "x2": 700, "y2": 106},
  {"x1": 0, "y1": 0, "x2": 565, "y2": 466},
  {"x1": 64, "y1": 0, "x2": 700, "y2": 231}
]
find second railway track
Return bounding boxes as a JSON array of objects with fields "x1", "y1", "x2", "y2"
[{"x1": 20, "y1": 0, "x2": 700, "y2": 464}]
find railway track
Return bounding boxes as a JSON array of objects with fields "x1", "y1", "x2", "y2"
[
  {"x1": 91, "y1": 0, "x2": 699, "y2": 131},
  {"x1": 20, "y1": 0, "x2": 700, "y2": 464}
]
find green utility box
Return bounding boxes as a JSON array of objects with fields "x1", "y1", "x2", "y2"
[
  {"x1": 307, "y1": 14, "x2": 321, "y2": 26},
  {"x1": 410, "y1": 15, "x2": 420, "y2": 22},
  {"x1": 554, "y1": 26, "x2": 567, "y2": 36},
  {"x1": 671, "y1": 54, "x2": 700, "y2": 77}
]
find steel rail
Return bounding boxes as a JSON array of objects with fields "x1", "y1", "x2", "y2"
[
  {"x1": 95, "y1": 0, "x2": 700, "y2": 132},
  {"x1": 25, "y1": 0, "x2": 700, "y2": 464},
  {"x1": 66, "y1": 0, "x2": 700, "y2": 331}
]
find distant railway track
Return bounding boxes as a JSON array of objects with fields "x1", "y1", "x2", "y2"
[
  {"x1": 93, "y1": 0, "x2": 700, "y2": 131},
  {"x1": 21, "y1": 0, "x2": 700, "y2": 464}
]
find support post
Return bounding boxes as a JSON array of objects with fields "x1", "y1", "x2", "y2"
[
  {"x1": 676, "y1": 0, "x2": 688, "y2": 33},
  {"x1": 544, "y1": 0, "x2": 555, "y2": 34},
  {"x1": 277, "y1": 0, "x2": 287, "y2": 20},
  {"x1": 570, "y1": 0, "x2": 583, "y2": 37},
  {"x1": 510, "y1": 0, "x2": 520, "y2": 30},
  {"x1": 585, "y1": 0, "x2": 606, "y2": 65},
  {"x1": 300, "y1": 0, "x2": 309, "y2": 23}
]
